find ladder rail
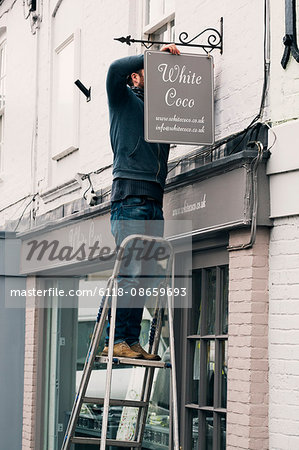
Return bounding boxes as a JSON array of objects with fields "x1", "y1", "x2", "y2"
[
  {"x1": 61, "y1": 280, "x2": 112, "y2": 449},
  {"x1": 61, "y1": 234, "x2": 180, "y2": 450},
  {"x1": 135, "y1": 302, "x2": 165, "y2": 444},
  {"x1": 100, "y1": 279, "x2": 118, "y2": 449},
  {"x1": 168, "y1": 266, "x2": 180, "y2": 450}
]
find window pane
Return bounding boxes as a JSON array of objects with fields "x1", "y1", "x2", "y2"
[
  {"x1": 192, "y1": 270, "x2": 202, "y2": 335},
  {"x1": 220, "y1": 414, "x2": 226, "y2": 449},
  {"x1": 205, "y1": 412, "x2": 213, "y2": 450},
  {"x1": 206, "y1": 340, "x2": 215, "y2": 406},
  {"x1": 146, "y1": 0, "x2": 164, "y2": 24},
  {"x1": 151, "y1": 23, "x2": 168, "y2": 47},
  {"x1": 221, "y1": 266, "x2": 229, "y2": 335},
  {"x1": 192, "y1": 340, "x2": 200, "y2": 403},
  {"x1": 53, "y1": 39, "x2": 75, "y2": 153},
  {"x1": 206, "y1": 268, "x2": 216, "y2": 335},
  {"x1": 220, "y1": 341, "x2": 228, "y2": 408},
  {"x1": 145, "y1": 313, "x2": 170, "y2": 448},
  {"x1": 170, "y1": 19, "x2": 175, "y2": 42},
  {"x1": 192, "y1": 409, "x2": 199, "y2": 450}
]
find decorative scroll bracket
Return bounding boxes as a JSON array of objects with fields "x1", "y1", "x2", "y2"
[
  {"x1": 281, "y1": 0, "x2": 299, "y2": 68},
  {"x1": 115, "y1": 18, "x2": 223, "y2": 55}
]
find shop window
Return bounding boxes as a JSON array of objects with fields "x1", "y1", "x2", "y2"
[
  {"x1": 186, "y1": 265, "x2": 228, "y2": 449},
  {"x1": 52, "y1": 30, "x2": 80, "y2": 161}
]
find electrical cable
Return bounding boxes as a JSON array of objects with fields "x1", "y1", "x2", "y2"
[
  {"x1": 0, "y1": 194, "x2": 32, "y2": 214},
  {"x1": 222, "y1": 0, "x2": 270, "y2": 156},
  {"x1": 0, "y1": 0, "x2": 18, "y2": 20},
  {"x1": 14, "y1": 193, "x2": 38, "y2": 232},
  {"x1": 82, "y1": 175, "x2": 93, "y2": 200},
  {"x1": 168, "y1": 0, "x2": 270, "y2": 175},
  {"x1": 264, "y1": 121, "x2": 277, "y2": 152},
  {"x1": 79, "y1": 163, "x2": 113, "y2": 201},
  {"x1": 227, "y1": 141, "x2": 264, "y2": 251}
]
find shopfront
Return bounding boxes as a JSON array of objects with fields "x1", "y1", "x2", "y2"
[{"x1": 16, "y1": 144, "x2": 270, "y2": 449}]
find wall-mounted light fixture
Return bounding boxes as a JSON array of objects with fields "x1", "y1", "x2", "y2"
[{"x1": 75, "y1": 79, "x2": 91, "y2": 102}]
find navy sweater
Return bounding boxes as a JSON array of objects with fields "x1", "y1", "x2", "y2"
[{"x1": 106, "y1": 54, "x2": 170, "y2": 192}]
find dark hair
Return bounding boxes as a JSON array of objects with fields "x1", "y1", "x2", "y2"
[{"x1": 126, "y1": 69, "x2": 143, "y2": 87}]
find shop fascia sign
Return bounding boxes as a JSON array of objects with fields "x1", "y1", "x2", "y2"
[{"x1": 144, "y1": 51, "x2": 214, "y2": 145}]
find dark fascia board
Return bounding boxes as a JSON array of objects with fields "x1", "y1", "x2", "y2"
[{"x1": 165, "y1": 149, "x2": 270, "y2": 192}]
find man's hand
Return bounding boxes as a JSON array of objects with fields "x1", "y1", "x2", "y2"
[{"x1": 160, "y1": 43, "x2": 180, "y2": 55}]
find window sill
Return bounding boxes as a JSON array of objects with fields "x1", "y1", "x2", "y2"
[
  {"x1": 144, "y1": 12, "x2": 175, "y2": 36},
  {"x1": 52, "y1": 146, "x2": 79, "y2": 161},
  {"x1": 40, "y1": 177, "x2": 81, "y2": 204}
]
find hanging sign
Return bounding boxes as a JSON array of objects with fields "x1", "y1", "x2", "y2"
[{"x1": 144, "y1": 51, "x2": 214, "y2": 145}]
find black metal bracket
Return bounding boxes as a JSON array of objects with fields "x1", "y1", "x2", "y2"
[
  {"x1": 115, "y1": 18, "x2": 223, "y2": 55},
  {"x1": 281, "y1": 0, "x2": 299, "y2": 68},
  {"x1": 74, "y1": 79, "x2": 91, "y2": 102}
]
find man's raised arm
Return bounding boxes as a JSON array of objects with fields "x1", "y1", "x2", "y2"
[{"x1": 106, "y1": 54, "x2": 144, "y2": 106}]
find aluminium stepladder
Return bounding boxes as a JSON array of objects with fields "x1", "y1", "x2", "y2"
[{"x1": 62, "y1": 234, "x2": 180, "y2": 450}]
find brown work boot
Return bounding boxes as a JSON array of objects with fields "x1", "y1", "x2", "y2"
[
  {"x1": 130, "y1": 343, "x2": 161, "y2": 361},
  {"x1": 101, "y1": 341, "x2": 143, "y2": 359}
]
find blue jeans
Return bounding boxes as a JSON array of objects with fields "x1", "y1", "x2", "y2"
[{"x1": 106, "y1": 196, "x2": 164, "y2": 346}]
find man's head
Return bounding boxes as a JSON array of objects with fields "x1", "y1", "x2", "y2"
[{"x1": 127, "y1": 69, "x2": 144, "y2": 89}]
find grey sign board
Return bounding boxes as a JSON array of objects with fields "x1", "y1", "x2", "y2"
[{"x1": 144, "y1": 51, "x2": 214, "y2": 145}]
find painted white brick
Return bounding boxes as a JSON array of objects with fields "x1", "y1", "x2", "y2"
[{"x1": 269, "y1": 216, "x2": 299, "y2": 448}]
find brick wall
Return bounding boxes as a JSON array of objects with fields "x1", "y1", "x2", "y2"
[
  {"x1": 227, "y1": 227, "x2": 269, "y2": 450},
  {"x1": 269, "y1": 216, "x2": 299, "y2": 450},
  {"x1": 22, "y1": 278, "x2": 39, "y2": 450}
]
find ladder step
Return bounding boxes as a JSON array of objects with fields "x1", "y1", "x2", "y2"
[
  {"x1": 96, "y1": 355, "x2": 171, "y2": 369},
  {"x1": 83, "y1": 396, "x2": 148, "y2": 408},
  {"x1": 72, "y1": 436, "x2": 142, "y2": 447}
]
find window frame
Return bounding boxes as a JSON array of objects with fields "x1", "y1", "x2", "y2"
[
  {"x1": 143, "y1": 0, "x2": 175, "y2": 46},
  {"x1": 51, "y1": 29, "x2": 80, "y2": 161}
]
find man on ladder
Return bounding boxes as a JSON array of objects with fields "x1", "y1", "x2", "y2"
[
  {"x1": 62, "y1": 43, "x2": 181, "y2": 450},
  {"x1": 102, "y1": 43, "x2": 180, "y2": 360}
]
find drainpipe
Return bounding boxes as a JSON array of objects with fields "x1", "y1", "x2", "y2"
[{"x1": 30, "y1": 11, "x2": 41, "y2": 226}]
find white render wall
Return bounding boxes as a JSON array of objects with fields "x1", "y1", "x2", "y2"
[
  {"x1": 0, "y1": 2, "x2": 36, "y2": 221},
  {"x1": 269, "y1": 1, "x2": 299, "y2": 123}
]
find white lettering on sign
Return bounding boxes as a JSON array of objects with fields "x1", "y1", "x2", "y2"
[
  {"x1": 172, "y1": 195, "x2": 207, "y2": 216},
  {"x1": 145, "y1": 51, "x2": 214, "y2": 144},
  {"x1": 165, "y1": 88, "x2": 195, "y2": 108},
  {"x1": 158, "y1": 63, "x2": 202, "y2": 109},
  {"x1": 158, "y1": 64, "x2": 202, "y2": 85}
]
